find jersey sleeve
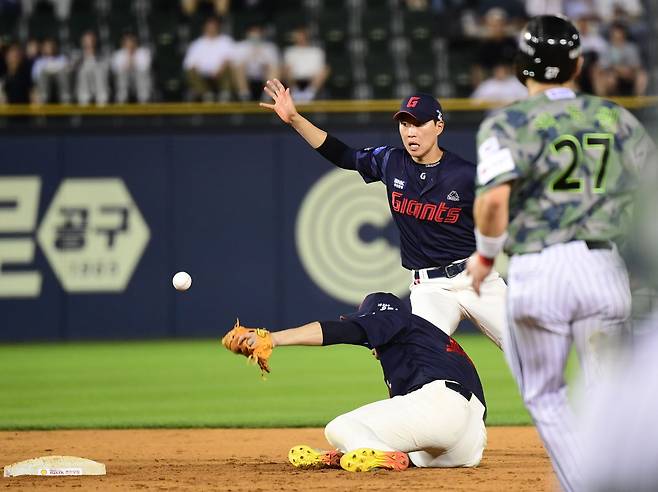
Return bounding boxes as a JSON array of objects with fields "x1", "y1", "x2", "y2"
[
  {"x1": 475, "y1": 113, "x2": 525, "y2": 194},
  {"x1": 351, "y1": 145, "x2": 396, "y2": 184},
  {"x1": 618, "y1": 107, "x2": 657, "y2": 179},
  {"x1": 350, "y1": 311, "x2": 409, "y2": 348}
]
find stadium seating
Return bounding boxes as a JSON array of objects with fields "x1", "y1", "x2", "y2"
[
  {"x1": 28, "y1": 0, "x2": 60, "y2": 41},
  {"x1": 2, "y1": 0, "x2": 650, "y2": 102}
]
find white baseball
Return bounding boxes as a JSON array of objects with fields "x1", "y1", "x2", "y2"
[{"x1": 172, "y1": 271, "x2": 192, "y2": 291}]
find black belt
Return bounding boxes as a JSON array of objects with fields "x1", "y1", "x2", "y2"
[
  {"x1": 413, "y1": 261, "x2": 467, "y2": 280},
  {"x1": 445, "y1": 381, "x2": 472, "y2": 401},
  {"x1": 584, "y1": 240, "x2": 613, "y2": 250},
  {"x1": 408, "y1": 381, "x2": 473, "y2": 402}
]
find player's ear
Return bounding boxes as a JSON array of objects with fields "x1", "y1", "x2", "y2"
[{"x1": 435, "y1": 119, "x2": 445, "y2": 136}]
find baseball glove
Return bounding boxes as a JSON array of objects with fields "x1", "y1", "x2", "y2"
[{"x1": 221, "y1": 319, "x2": 273, "y2": 375}]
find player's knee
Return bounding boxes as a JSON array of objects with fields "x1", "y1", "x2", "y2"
[{"x1": 324, "y1": 415, "x2": 352, "y2": 451}]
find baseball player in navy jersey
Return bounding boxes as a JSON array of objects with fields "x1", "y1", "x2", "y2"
[
  {"x1": 234, "y1": 292, "x2": 487, "y2": 471},
  {"x1": 466, "y1": 15, "x2": 656, "y2": 492},
  {"x1": 261, "y1": 79, "x2": 506, "y2": 348}
]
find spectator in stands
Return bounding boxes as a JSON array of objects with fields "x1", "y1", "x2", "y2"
[
  {"x1": 564, "y1": 0, "x2": 596, "y2": 19},
  {"x1": 0, "y1": 43, "x2": 33, "y2": 104},
  {"x1": 470, "y1": 61, "x2": 527, "y2": 103},
  {"x1": 282, "y1": 26, "x2": 329, "y2": 102},
  {"x1": 524, "y1": 0, "x2": 562, "y2": 16},
  {"x1": 525, "y1": 0, "x2": 643, "y2": 22},
  {"x1": 111, "y1": 32, "x2": 152, "y2": 104},
  {"x1": 24, "y1": 37, "x2": 40, "y2": 71},
  {"x1": 594, "y1": 0, "x2": 643, "y2": 23},
  {"x1": 575, "y1": 16, "x2": 608, "y2": 58},
  {"x1": 599, "y1": 22, "x2": 648, "y2": 96},
  {"x1": 20, "y1": 0, "x2": 71, "y2": 19},
  {"x1": 404, "y1": 0, "x2": 429, "y2": 10},
  {"x1": 183, "y1": 16, "x2": 243, "y2": 102},
  {"x1": 476, "y1": 0, "x2": 526, "y2": 19},
  {"x1": 72, "y1": 31, "x2": 109, "y2": 105},
  {"x1": 0, "y1": 41, "x2": 5, "y2": 79},
  {"x1": 235, "y1": 22, "x2": 279, "y2": 101},
  {"x1": 471, "y1": 8, "x2": 517, "y2": 89},
  {"x1": 574, "y1": 16, "x2": 608, "y2": 95},
  {"x1": 32, "y1": 37, "x2": 70, "y2": 103},
  {"x1": 180, "y1": 0, "x2": 228, "y2": 17}
]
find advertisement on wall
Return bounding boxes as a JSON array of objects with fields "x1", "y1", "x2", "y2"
[
  {"x1": 0, "y1": 130, "x2": 478, "y2": 341},
  {"x1": 1, "y1": 177, "x2": 150, "y2": 297}
]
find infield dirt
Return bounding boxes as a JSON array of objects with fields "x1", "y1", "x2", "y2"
[{"x1": 1, "y1": 427, "x2": 552, "y2": 491}]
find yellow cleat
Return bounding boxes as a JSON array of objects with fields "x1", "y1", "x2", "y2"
[
  {"x1": 288, "y1": 444, "x2": 343, "y2": 469},
  {"x1": 339, "y1": 448, "x2": 410, "y2": 472}
]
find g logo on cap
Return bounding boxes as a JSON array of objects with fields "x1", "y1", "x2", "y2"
[{"x1": 406, "y1": 96, "x2": 420, "y2": 108}]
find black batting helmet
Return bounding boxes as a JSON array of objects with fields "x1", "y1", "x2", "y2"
[{"x1": 515, "y1": 15, "x2": 581, "y2": 84}]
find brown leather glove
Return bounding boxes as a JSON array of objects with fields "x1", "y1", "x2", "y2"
[{"x1": 221, "y1": 319, "x2": 273, "y2": 375}]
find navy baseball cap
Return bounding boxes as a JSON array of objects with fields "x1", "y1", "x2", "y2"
[
  {"x1": 394, "y1": 93, "x2": 443, "y2": 124},
  {"x1": 340, "y1": 292, "x2": 410, "y2": 320}
]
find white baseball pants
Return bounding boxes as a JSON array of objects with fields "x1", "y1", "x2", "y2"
[
  {"x1": 324, "y1": 380, "x2": 487, "y2": 468},
  {"x1": 409, "y1": 265, "x2": 507, "y2": 348},
  {"x1": 504, "y1": 241, "x2": 631, "y2": 492}
]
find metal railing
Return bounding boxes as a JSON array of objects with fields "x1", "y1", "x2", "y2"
[{"x1": 1, "y1": 96, "x2": 657, "y2": 116}]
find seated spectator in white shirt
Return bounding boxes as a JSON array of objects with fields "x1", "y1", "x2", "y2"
[
  {"x1": 470, "y1": 62, "x2": 528, "y2": 104},
  {"x1": 235, "y1": 23, "x2": 280, "y2": 101},
  {"x1": 32, "y1": 37, "x2": 70, "y2": 103},
  {"x1": 183, "y1": 16, "x2": 243, "y2": 101},
  {"x1": 73, "y1": 30, "x2": 109, "y2": 106},
  {"x1": 282, "y1": 26, "x2": 329, "y2": 102},
  {"x1": 111, "y1": 32, "x2": 152, "y2": 103},
  {"x1": 599, "y1": 22, "x2": 648, "y2": 96}
]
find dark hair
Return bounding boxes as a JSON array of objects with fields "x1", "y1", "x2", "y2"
[
  {"x1": 609, "y1": 22, "x2": 628, "y2": 35},
  {"x1": 204, "y1": 15, "x2": 222, "y2": 26}
]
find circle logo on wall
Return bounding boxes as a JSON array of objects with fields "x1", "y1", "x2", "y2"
[{"x1": 295, "y1": 169, "x2": 409, "y2": 304}]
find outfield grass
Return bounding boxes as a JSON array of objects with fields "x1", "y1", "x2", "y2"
[{"x1": 0, "y1": 334, "x2": 531, "y2": 430}]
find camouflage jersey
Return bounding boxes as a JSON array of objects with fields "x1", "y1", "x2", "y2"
[{"x1": 476, "y1": 87, "x2": 655, "y2": 255}]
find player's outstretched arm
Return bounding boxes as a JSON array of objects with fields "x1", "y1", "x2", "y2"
[
  {"x1": 240, "y1": 320, "x2": 367, "y2": 348},
  {"x1": 228, "y1": 322, "x2": 324, "y2": 353},
  {"x1": 260, "y1": 78, "x2": 327, "y2": 149},
  {"x1": 272, "y1": 322, "x2": 323, "y2": 347}
]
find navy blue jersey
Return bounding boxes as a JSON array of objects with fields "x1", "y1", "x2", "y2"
[
  {"x1": 347, "y1": 301, "x2": 486, "y2": 411},
  {"x1": 351, "y1": 146, "x2": 476, "y2": 269}
]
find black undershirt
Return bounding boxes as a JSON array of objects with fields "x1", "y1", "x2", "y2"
[
  {"x1": 320, "y1": 320, "x2": 367, "y2": 345},
  {"x1": 315, "y1": 134, "x2": 355, "y2": 170}
]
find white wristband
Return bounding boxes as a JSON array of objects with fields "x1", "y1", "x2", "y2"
[{"x1": 475, "y1": 229, "x2": 508, "y2": 259}]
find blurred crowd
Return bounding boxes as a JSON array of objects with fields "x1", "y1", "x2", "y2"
[
  {"x1": 461, "y1": 0, "x2": 650, "y2": 103},
  {"x1": 0, "y1": 0, "x2": 653, "y2": 105}
]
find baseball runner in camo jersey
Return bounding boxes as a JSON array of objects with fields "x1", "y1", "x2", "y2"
[
  {"x1": 465, "y1": 15, "x2": 656, "y2": 492},
  {"x1": 261, "y1": 80, "x2": 506, "y2": 348}
]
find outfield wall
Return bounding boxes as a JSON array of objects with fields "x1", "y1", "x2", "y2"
[{"x1": 0, "y1": 128, "x2": 479, "y2": 341}]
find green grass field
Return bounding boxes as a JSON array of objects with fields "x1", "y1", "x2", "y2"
[{"x1": 0, "y1": 334, "x2": 532, "y2": 430}]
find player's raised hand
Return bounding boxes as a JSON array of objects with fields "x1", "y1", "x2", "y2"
[{"x1": 260, "y1": 79, "x2": 298, "y2": 124}]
